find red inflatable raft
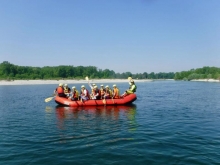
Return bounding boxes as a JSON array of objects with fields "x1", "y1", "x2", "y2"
[{"x1": 55, "y1": 94, "x2": 137, "y2": 107}]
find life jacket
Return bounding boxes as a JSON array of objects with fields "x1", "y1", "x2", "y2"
[
  {"x1": 109, "y1": 89, "x2": 113, "y2": 97},
  {"x1": 132, "y1": 85, "x2": 137, "y2": 92},
  {"x1": 90, "y1": 89, "x2": 96, "y2": 99},
  {"x1": 105, "y1": 89, "x2": 111, "y2": 97},
  {"x1": 57, "y1": 86, "x2": 64, "y2": 94},
  {"x1": 73, "y1": 90, "x2": 79, "y2": 99},
  {"x1": 90, "y1": 89, "x2": 94, "y2": 94},
  {"x1": 113, "y1": 88, "x2": 120, "y2": 99},
  {"x1": 100, "y1": 88, "x2": 105, "y2": 96},
  {"x1": 64, "y1": 87, "x2": 70, "y2": 93}
]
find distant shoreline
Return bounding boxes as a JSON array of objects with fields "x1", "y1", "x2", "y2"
[
  {"x1": 0, "y1": 78, "x2": 219, "y2": 86},
  {"x1": 0, "y1": 79, "x2": 153, "y2": 86},
  {"x1": 190, "y1": 79, "x2": 220, "y2": 82}
]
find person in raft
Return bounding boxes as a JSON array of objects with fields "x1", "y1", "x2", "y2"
[
  {"x1": 63, "y1": 84, "x2": 71, "y2": 97},
  {"x1": 68, "y1": 86, "x2": 79, "y2": 101},
  {"x1": 112, "y1": 84, "x2": 120, "y2": 99},
  {"x1": 103, "y1": 85, "x2": 112, "y2": 99},
  {"x1": 90, "y1": 85, "x2": 100, "y2": 100},
  {"x1": 54, "y1": 83, "x2": 66, "y2": 97},
  {"x1": 121, "y1": 80, "x2": 137, "y2": 97},
  {"x1": 93, "y1": 85, "x2": 100, "y2": 100},
  {"x1": 80, "y1": 85, "x2": 90, "y2": 101},
  {"x1": 99, "y1": 84, "x2": 105, "y2": 99}
]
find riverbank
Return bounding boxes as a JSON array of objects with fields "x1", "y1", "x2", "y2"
[
  {"x1": 0, "y1": 79, "x2": 153, "y2": 86},
  {"x1": 191, "y1": 79, "x2": 220, "y2": 82}
]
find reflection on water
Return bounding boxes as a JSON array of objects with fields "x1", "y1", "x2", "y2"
[
  {"x1": 45, "y1": 106, "x2": 53, "y2": 112},
  {"x1": 45, "y1": 104, "x2": 137, "y2": 132},
  {"x1": 44, "y1": 105, "x2": 138, "y2": 144},
  {"x1": 56, "y1": 104, "x2": 136, "y2": 118}
]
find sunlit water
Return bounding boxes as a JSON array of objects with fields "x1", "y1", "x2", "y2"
[{"x1": 0, "y1": 81, "x2": 220, "y2": 165}]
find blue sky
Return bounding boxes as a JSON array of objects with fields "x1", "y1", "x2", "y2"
[{"x1": 0, "y1": 0, "x2": 219, "y2": 73}]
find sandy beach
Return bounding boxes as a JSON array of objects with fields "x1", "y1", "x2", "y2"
[
  {"x1": 1, "y1": 79, "x2": 219, "y2": 85},
  {"x1": 191, "y1": 79, "x2": 220, "y2": 83},
  {"x1": 0, "y1": 79, "x2": 153, "y2": 86}
]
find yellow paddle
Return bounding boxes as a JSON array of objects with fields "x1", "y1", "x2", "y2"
[
  {"x1": 103, "y1": 98, "x2": 106, "y2": 105},
  {"x1": 112, "y1": 97, "x2": 114, "y2": 104},
  {"x1": 45, "y1": 96, "x2": 55, "y2": 102}
]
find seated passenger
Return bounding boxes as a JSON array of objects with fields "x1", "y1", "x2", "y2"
[
  {"x1": 80, "y1": 85, "x2": 90, "y2": 101},
  {"x1": 68, "y1": 86, "x2": 79, "y2": 101},
  {"x1": 112, "y1": 84, "x2": 120, "y2": 99},
  {"x1": 103, "y1": 85, "x2": 111, "y2": 99},
  {"x1": 90, "y1": 87, "x2": 96, "y2": 99},
  {"x1": 99, "y1": 84, "x2": 105, "y2": 99},
  {"x1": 63, "y1": 84, "x2": 71, "y2": 97},
  {"x1": 54, "y1": 83, "x2": 66, "y2": 97},
  {"x1": 121, "y1": 80, "x2": 137, "y2": 97},
  {"x1": 90, "y1": 85, "x2": 100, "y2": 100},
  {"x1": 94, "y1": 85, "x2": 100, "y2": 100}
]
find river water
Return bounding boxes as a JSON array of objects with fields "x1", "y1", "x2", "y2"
[{"x1": 0, "y1": 81, "x2": 220, "y2": 165}]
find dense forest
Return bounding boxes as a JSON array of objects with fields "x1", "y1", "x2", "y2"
[
  {"x1": 0, "y1": 61, "x2": 174, "y2": 80},
  {"x1": 1, "y1": 61, "x2": 219, "y2": 80}
]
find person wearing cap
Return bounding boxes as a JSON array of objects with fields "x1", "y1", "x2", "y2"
[
  {"x1": 63, "y1": 84, "x2": 71, "y2": 97},
  {"x1": 99, "y1": 84, "x2": 105, "y2": 99},
  {"x1": 54, "y1": 83, "x2": 66, "y2": 97},
  {"x1": 90, "y1": 85, "x2": 100, "y2": 100},
  {"x1": 80, "y1": 85, "x2": 90, "y2": 101},
  {"x1": 68, "y1": 86, "x2": 79, "y2": 101},
  {"x1": 103, "y1": 85, "x2": 112, "y2": 99},
  {"x1": 121, "y1": 80, "x2": 137, "y2": 97},
  {"x1": 112, "y1": 84, "x2": 120, "y2": 99}
]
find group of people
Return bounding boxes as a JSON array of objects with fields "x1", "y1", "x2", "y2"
[{"x1": 54, "y1": 80, "x2": 137, "y2": 101}]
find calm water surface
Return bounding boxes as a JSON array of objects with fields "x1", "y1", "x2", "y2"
[{"x1": 0, "y1": 81, "x2": 220, "y2": 165}]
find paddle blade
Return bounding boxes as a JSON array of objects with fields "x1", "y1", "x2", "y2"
[
  {"x1": 85, "y1": 76, "x2": 89, "y2": 81},
  {"x1": 102, "y1": 99, "x2": 106, "y2": 105},
  {"x1": 45, "y1": 97, "x2": 54, "y2": 102}
]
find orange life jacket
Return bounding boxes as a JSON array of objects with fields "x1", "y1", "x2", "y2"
[
  {"x1": 113, "y1": 88, "x2": 120, "y2": 99},
  {"x1": 57, "y1": 86, "x2": 64, "y2": 94}
]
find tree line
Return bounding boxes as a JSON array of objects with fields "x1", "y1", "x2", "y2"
[
  {"x1": 1, "y1": 61, "x2": 219, "y2": 80},
  {"x1": 0, "y1": 61, "x2": 175, "y2": 80},
  {"x1": 174, "y1": 66, "x2": 220, "y2": 80}
]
